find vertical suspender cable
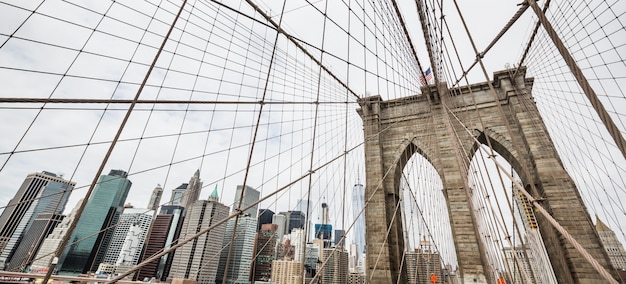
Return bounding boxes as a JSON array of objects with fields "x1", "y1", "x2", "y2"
[
  {"x1": 221, "y1": 1, "x2": 287, "y2": 282},
  {"x1": 41, "y1": 1, "x2": 189, "y2": 283},
  {"x1": 525, "y1": 0, "x2": 626, "y2": 160}
]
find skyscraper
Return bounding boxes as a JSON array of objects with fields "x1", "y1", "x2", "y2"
[
  {"x1": 314, "y1": 224, "x2": 332, "y2": 248},
  {"x1": 257, "y1": 209, "x2": 274, "y2": 232},
  {"x1": 503, "y1": 246, "x2": 535, "y2": 284},
  {"x1": 252, "y1": 223, "x2": 278, "y2": 282},
  {"x1": 351, "y1": 183, "x2": 365, "y2": 255},
  {"x1": 334, "y1": 229, "x2": 345, "y2": 248},
  {"x1": 5, "y1": 213, "x2": 64, "y2": 271},
  {"x1": 56, "y1": 169, "x2": 132, "y2": 274},
  {"x1": 135, "y1": 204, "x2": 185, "y2": 281},
  {"x1": 100, "y1": 208, "x2": 153, "y2": 267},
  {"x1": 513, "y1": 190, "x2": 557, "y2": 283},
  {"x1": 406, "y1": 238, "x2": 442, "y2": 284},
  {"x1": 272, "y1": 213, "x2": 287, "y2": 243},
  {"x1": 170, "y1": 184, "x2": 187, "y2": 206},
  {"x1": 234, "y1": 185, "x2": 260, "y2": 218},
  {"x1": 0, "y1": 171, "x2": 74, "y2": 269},
  {"x1": 31, "y1": 200, "x2": 82, "y2": 272},
  {"x1": 349, "y1": 243, "x2": 359, "y2": 273},
  {"x1": 596, "y1": 216, "x2": 626, "y2": 270},
  {"x1": 295, "y1": 199, "x2": 311, "y2": 218},
  {"x1": 315, "y1": 203, "x2": 332, "y2": 248},
  {"x1": 169, "y1": 170, "x2": 203, "y2": 209},
  {"x1": 180, "y1": 170, "x2": 202, "y2": 208},
  {"x1": 296, "y1": 199, "x2": 313, "y2": 242},
  {"x1": 217, "y1": 217, "x2": 257, "y2": 284},
  {"x1": 217, "y1": 185, "x2": 260, "y2": 283},
  {"x1": 147, "y1": 185, "x2": 163, "y2": 211},
  {"x1": 405, "y1": 250, "x2": 418, "y2": 284},
  {"x1": 289, "y1": 228, "x2": 306, "y2": 263},
  {"x1": 319, "y1": 202, "x2": 329, "y2": 224},
  {"x1": 319, "y1": 248, "x2": 349, "y2": 284},
  {"x1": 271, "y1": 260, "x2": 303, "y2": 284},
  {"x1": 168, "y1": 188, "x2": 228, "y2": 284},
  {"x1": 303, "y1": 244, "x2": 319, "y2": 279},
  {"x1": 279, "y1": 211, "x2": 306, "y2": 234},
  {"x1": 135, "y1": 215, "x2": 172, "y2": 281}
]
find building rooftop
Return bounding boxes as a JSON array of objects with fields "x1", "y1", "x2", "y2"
[{"x1": 595, "y1": 215, "x2": 611, "y2": 231}]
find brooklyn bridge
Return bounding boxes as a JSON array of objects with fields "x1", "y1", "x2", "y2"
[{"x1": 0, "y1": 0, "x2": 624, "y2": 283}]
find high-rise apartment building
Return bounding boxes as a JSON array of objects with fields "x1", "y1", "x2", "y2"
[
  {"x1": 0, "y1": 171, "x2": 74, "y2": 268},
  {"x1": 513, "y1": 190, "x2": 557, "y2": 283},
  {"x1": 503, "y1": 245, "x2": 535, "y2": 284},
  {"x1": 252, "y1": 223, "x2": 278, "y2": 282},
  {"x1": 271, "y1": 260, "x2": 303, "y2": 284},
  {"x1": 277, "y1": 239, "x2": 295, "y2": 261},
  {"x1": 100, "y1": 208, "x2": 153, "y2": 266},
  {"x1": 405, "y1": 238, "x2": 442, "y2": 284},
  {"x1": 147, "y1": 185, "x2": 163, "y2": 211},
  {"x1": 319, "y1": 248, "x2": 349, "y2": 284},
  {"x1": 56, "y1": 169, "x2": 131, "y2": 274},
  {"x1": 348, "y1": 272, "x2": 366, "y2": 284},
  {"x1": 168, "y1": 188, "x2": 228, "y2": 284},
  {"x1": 596, "y1": 216, "x2": 626, "y2": 270}
]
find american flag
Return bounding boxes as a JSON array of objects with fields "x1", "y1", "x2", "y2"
[{"x1": 419, "y1": 67, "x2": 432, "y2": 86}]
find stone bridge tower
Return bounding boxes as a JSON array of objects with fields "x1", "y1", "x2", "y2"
[{"x1": 357, "y1": 68, "x2": 614, "y2": 283}]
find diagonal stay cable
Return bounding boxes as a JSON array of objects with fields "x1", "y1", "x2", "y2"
[
  {"x1": 301, "y1": 0, "x2": 331, "y2": 280},
  {"x1": 40, "y1": 1, "x2": 189, "y2": 283},
  {"x1": 243, "y1": 0, "x2": 361, "y2": 101},
  {"x1": 105, "y1": 141, "x2": 363, "y2": 283},
  {"x1": 221, "y1": 1, "x2": 288, "y2": 281},
  {"x1": 445, "y1": 101, "x2": 619, "y2": 284},
  {"x1": 0, "y1": 98, "x2": 349, "y2": 104},
  {"x1": 388, "y1": 0, "x2": 429, "y2": 82},
  {"x1": 451, "y1": 3, "x2": 531, "y2": 87},
  {"x1": 515, "y1": 0, "x2": 551, "y2": 78},
  {"x1": 526, "y1": 0, "x2": 626, "y2": 160}
]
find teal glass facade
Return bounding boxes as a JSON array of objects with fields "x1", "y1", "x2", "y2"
[{"x1": 56, "y1": 170, "x2": 131, "y2": 274}]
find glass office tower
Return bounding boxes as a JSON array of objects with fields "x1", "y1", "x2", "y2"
[{"x1": 56, "y1": 170, "x2": 131, "y2": 274}]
